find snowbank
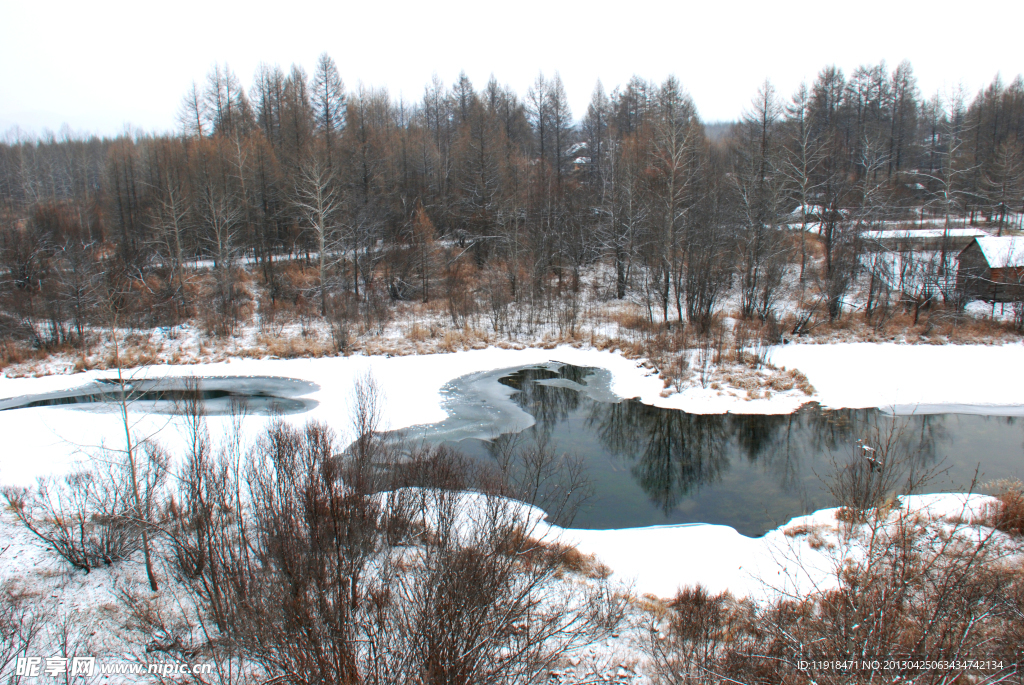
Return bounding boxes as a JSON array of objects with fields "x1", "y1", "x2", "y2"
[
  {"x1": 552, "y1": 492, "x2": 999, "y2": 600},
  {"x1": 770, "y1": 342, "x2": 1024, "y2": 414},
  {"x1": 378, "y1": 488, "x2": 1001, "y2": 601}
]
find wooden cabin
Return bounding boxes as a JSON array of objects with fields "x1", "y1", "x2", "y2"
[{"x1": 956, "y1": 236, "x2": 1024, "y2": 302}]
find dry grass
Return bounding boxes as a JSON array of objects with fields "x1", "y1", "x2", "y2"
[
  {"x1": 606, "y1": 308, "x2": 661, "y2": 336},
  {"x1": 800, "y1": 307, "x2": 1019, "y2": 345},
  {"x1": 783, "y1": 522, "x2": 834, "y2": 550},
  {"x1": 512, "y1": 536, "x2": 612, "y2": 579},
  {"x1": 982, "y1": 481, "x2": 1024, "y2": 537},
  {"x1": 716, "y1": 365, "x2": 814, "y2": 399},
  {"x1": 239, "y1": 335, "x2": 335, "y2": 360},
  {"x1": 5, "y1": 256, "x2": 1021, "y2": 398},
  {"x1": 0, "y1": 341, "x2": 51, "y2": 373},
  {"x1": 405, "y1": 322, "x2": 433, "y2": 342}
]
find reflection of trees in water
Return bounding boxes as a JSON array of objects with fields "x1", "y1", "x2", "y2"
[
  {"x1": 496, "y1": 363, "x2": 976, "y2": 522},
  {"x1": 731, "y1": 412, "x2": 810, "y2": 504},
  {"x1": 905, "y1": 414, "x2": 947, "y2": 467},
  {"x1": 500, "y1": 366, "x2": 594, "y2": 430},
  {"x1": 804, "y1": 406, "x2": 857, "y2": 454},
  {"x1": 808, "y1": 408, "x2": 947, "y2": 471},
  {"x1": 732, "y1": 414, "x2": 784, "y2": 462},
  {"x1": 588, "y1": 400, "x2": 729, "y2": 513}
]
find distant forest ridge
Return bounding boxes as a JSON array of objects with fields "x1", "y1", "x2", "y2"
[{"x1": 1, "y1": 55, "x2": 1023, "y2": 347}]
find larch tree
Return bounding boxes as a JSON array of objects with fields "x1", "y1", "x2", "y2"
[
  {"x1": 311, "y1": 52, "x2": 346, "y2": 169},
  {"x1": 178, "y1": 81, "x2": 208, "y2": 138}
]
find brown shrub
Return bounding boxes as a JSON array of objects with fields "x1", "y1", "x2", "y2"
[
  {"x1": 405, "y1": 322, "x2": 428, "y2": 342},
  {"x1": 504, "y1": 534, "x2": 608, "y2": 578},
  {"x1": 608, "y1": 308, "x2": 660, "y2": 336},
  {"x1": 985, "y1": 485, "x2": 1024, "y2": 537}
]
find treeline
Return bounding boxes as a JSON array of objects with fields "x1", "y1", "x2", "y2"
[{"x1": 2, "y1": 56, "x2": 1024, "y2": 347}]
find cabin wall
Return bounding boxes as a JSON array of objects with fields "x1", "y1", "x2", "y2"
[
  {"x1": 957, "y1": 244, "x2": 992, "y2": 300},
  {"x1": 956, "y1": 245, "x2": 1024, "y2": 302}
]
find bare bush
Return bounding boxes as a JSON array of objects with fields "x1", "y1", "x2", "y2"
[
  {"x1": 824, "y1": 415, "x2": 944, "y2": 514},
  {"x1": 0, "y1": 581, "x2": 43, "y2": 683},
  {"x1": 644, "y1": 426, "x2": 1022, "y2": 684},
  {"x1": 646, "y1": 586, "x2": 760, "y2": 684},
  {"x1": 985, "y1": 480, "x2": 1024, "y2": 537},
  {"x1": 486, "y1": 431, "x2": 594, "y2": 528},
  {"x1": 3, "y1": 445, "x2": 165, "y2": 573},
  {"x1": 364, "y1": 488, "x2": 617, "y2": 684},
  {"x1": 162, "y1": 373, "x2": 616, "y2": 684}
]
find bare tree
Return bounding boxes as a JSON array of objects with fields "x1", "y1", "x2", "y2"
[
  {"x1": 294, "y1": 149, "x2": 342, "y2": 315},
  {"x1": 919, "y1": 88, "x2": 977, "y2": 307},
  {"x1": 734, "y1": 80, "x2": 790, "y2": 322},
  {"x1": 783, "y1": 81, "x2": 824, "y2": 288}
]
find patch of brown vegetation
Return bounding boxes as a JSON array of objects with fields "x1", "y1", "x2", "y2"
[
  {"x1": 982, "y1": 481, "x2": 1024, "y2": 537},
  {"x1": 511, "y1": 535, "x2": 611, "y2": 579},
  {"x1": 800, "y1": 307, "x2": 1019, "y2": 345},
  {"x1": 783, "y1": 522, "x2": 834, "y2": 550},
  {"x1": 241, "y1": 335, "x2": 335, "y2": 360}
]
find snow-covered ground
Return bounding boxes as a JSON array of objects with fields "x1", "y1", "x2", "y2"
[
  {"x1": 2, "y1": 341, "x2": 1024, "y2": 600},
  {"x1": 556, "y1": 492, "x2": 1001, "y2": 600},
  {"x1": 770, "y1": 341, "x2": 1024, "y2": 414}
]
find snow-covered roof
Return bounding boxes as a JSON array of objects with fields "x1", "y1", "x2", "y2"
[
  {"x1": 862, "y1": 228, "x2": 987, "y2": 240},
  {"x1": 971, "y1": 236, "x2": 1024, "y2": 267},
  {"x1": 789, "y1": 204, "x2": 826, "y2": 216}
]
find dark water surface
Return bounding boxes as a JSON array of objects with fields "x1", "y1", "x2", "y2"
[
  {"x1": 0, "y1": 376, "x2": 320, "y2": 415},
  {"x1": 431, "y1": 363, "x2": 1024, "y2": 536}
]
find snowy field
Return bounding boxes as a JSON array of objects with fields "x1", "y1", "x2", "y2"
[{"x1": 2, "y1": 341, "x2": 1023, "y2": 597}]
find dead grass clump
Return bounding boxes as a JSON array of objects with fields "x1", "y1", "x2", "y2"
[
  {"x1": 511, "y1": 536, "x2": 610, "y2": 579},
  {"x1": 983, "y1": 481, "x2": 1024, "y2": 537},
  {"x1": 835, "y1": 506, "x2": 864, "y2": 524},
  {"x1": 435, "y1": 324, "x2": 493, "y2": 352},
  {"x1": 278, "y1": 260, "x2": 319, "y2": 292},
  {"x1": 608, "y1": 308, "x2": 661, "y2": 336},
  {"x1": 784, "y1": 523, "x2": 834, "y2": 550},
  {"x1": 405, "y1": 322, "x2": 429, "y2": 342},
  {"x1": 441, "y1": 328, "x2": 463, "y2": 352},
  {"x1": 784, "y1": 523, "x2": 814, "y2": 537},
  {"x1": 98, "y1": 337, "x2": 160, "y2": 369},
  {"x1": 233, "y1": 266, "x2": 254, "y2": 284},
  {"x1": 789, "y1": 369, "x2": 815, "y2": 395},
  {"x1": 0, "y1": 342, "x2": 48, "y2": 372},
  {"x1": 944, "y1": 313, "x2": 1018, "y2": 344},
  {"x1": 810, "y1": 306, "x2": 1018, "y2": 345},
  {"x1": 247, "y1": 335, "x2": 334, "y2": 359},
  {"x1": 806, "y1": 530, "x2": 831, "y2": 550}
]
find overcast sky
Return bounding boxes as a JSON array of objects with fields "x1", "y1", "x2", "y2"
[{"x1": 2, "y1": 0, "x2": 1022, "y2": 138}]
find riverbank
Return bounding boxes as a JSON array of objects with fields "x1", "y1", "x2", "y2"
[{"x1": 3, "y1": 342, "x2": 1024, "y2": 485}]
